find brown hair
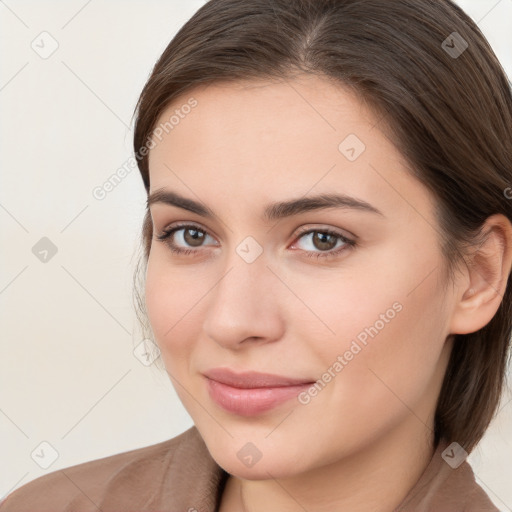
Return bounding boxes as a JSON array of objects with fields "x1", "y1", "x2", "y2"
[{"x1": 132, "y1": 0, "x2": 512, "y2": 453}]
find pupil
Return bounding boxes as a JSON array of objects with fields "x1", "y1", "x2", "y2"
[
  {"x1": 314, "y1": 232, "x2": 335, "y2": 250},
  {"x1": 185, "y1": 228, "x2": 204, "y2": 247}
]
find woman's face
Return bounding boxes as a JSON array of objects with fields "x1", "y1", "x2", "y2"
[{"x1": 145, "y1": 75, "x2": 458, "y2": 479}]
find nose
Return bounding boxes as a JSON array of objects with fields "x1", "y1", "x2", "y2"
[{"x1": 202, "y1": 255, "x2": 285, "y2": 350}]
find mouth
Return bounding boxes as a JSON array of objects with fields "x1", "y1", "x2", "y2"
[{"x1": 202, "y1": 367, "x2": 315, "y2": 416}]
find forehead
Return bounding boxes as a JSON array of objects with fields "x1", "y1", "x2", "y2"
[
  {"x1": 150, "y1": 76, "x2": 377, "y2": 164},
  {"x1": 147, "y1": 75, "x2": 435, "y2": 224}
]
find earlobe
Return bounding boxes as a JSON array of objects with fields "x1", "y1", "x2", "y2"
[{"x1": 448, "y1": 214, "x2": 512, "y2": 336}]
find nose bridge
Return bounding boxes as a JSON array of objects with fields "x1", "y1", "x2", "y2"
[
  {"x1": 202, "y1": 242, "x2": 284, "y2": 347},
  {"x1": 216, "y1": 229, "x2": 273, "y2": 301}
]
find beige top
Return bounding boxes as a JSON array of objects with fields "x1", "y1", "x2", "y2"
[{"x1": 0, "y1": 426, "x2": 498, "y2": 512}]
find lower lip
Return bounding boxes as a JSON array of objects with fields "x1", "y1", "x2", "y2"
[{"x1": 205, "y1": 378, "x2": 313, "y2": 416}]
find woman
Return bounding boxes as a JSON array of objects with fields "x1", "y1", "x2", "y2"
[{"x1": 2, "y1": 0, "x2": 511, "y2": 510}]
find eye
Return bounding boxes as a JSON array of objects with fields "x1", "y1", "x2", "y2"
[
  {"x1": 155, "y1": 223, "x2": 356, "y2": 260},
  {"x1": 155, "y1": 223, "x2": 217, "y2": 256},
  {"x1": 291, "y1": 227, "x2": 356, "y2": 260}
]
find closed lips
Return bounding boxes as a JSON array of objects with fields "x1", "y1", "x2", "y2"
[
  {"x1": 204, "y1": 369, "x2": 316, "y2": 416},
  {"x1": 202, "y1": 367, "x2": 315, "y2": 388}
]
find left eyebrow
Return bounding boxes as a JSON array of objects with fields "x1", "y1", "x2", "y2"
[{"x1": 147, "y1": 189, "x2": 385, "y2": 221}]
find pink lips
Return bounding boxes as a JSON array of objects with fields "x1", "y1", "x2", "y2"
[{"x1": 203, "y1": 367, "x2": 314, "y2": 416}]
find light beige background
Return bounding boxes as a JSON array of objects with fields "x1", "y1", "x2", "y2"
[{"x1": 1, "y1": 0, "x2": 511, "y2": 508}]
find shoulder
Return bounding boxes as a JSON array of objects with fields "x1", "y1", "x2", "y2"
[
  {"x1": 397, "y1": 439, "x2": 500, "y2": 512},
  {"x1": 0, "y1": 426, "x2": 212, "y2": 512},
  {"x1": 430, "y1": 457, "x2": 499, "y2": 512}
]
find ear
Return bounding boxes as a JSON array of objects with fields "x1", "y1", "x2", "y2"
[{"x1": 449, "y1": 214, "x2": 512, "y2": 335}]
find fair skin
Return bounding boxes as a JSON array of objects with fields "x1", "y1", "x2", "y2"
[{"x1": 144, "y1": 75, "x2": 512, "y2": 512}]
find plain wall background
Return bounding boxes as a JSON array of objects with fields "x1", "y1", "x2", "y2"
[{"x1": 1, "y1": 0, "x2": 511, "y2": 508}]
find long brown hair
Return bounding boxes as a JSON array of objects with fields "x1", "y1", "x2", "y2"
[{"x1": 132, "y1": 0, "x2": 512, "y2": 453}]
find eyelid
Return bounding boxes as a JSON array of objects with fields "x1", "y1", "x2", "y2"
[
  {"x1": 292, "y1": 224, "x2": 356, "y2": 242},
  {"x1": 155, "y1": 221, "x2": 217, "y2": 246},
  {"x1": 156, "y1": 221, "x2": 353, "y2": 241},
  {"x1": 289, "y1": 226, "x2": 355, "y2": 255},
  {"x1": 155, "y1": 221, "x2": 356, "y2": 258}
]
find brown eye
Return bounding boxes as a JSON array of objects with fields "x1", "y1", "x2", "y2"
[
  {"x1": 155, "y1": 224, "x2": 216, "y2": 255},
  {"x1": 311, "y1": 232, "x2": 338, "y2": 251},
  {"x1": 155, "y1": 223, "x2": 356, "y2": 260},
  {"x1": 292, "y1": 228, "x2": 356, "y2": 260},
  {"x1": 182, "y1": 227, "x2": 206, "y2": 247}
]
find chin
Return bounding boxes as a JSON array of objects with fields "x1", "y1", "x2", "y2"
[{"x1": 214, "y1": 451, "x2": 303, "y2": 481}]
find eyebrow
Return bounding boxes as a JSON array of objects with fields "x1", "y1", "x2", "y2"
[{"x1": 147, "y1": 189, "x2": 385, "y2": 221}]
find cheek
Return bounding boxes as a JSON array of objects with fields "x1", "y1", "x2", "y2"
[
  {"x1": 144, "y1": 254, "x2": 203, "y2": 359},
  {"x1": 301, "y1": 245, "x2": 450, "y2": 430}
]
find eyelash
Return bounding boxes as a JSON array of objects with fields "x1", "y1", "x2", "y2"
[{"x1": 155, "y1": 223, "x2": 356, "y2": 260}]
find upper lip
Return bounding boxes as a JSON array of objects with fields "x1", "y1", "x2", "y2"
[{"x1": 203, "y1": 367, "x2": 314, "y2": 389}]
